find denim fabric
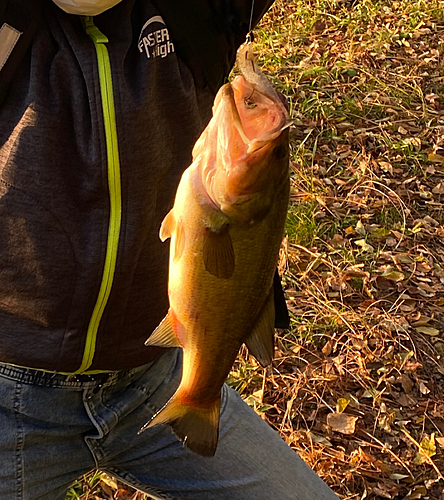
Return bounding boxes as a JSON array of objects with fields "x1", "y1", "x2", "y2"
[{"x1": 0, "y1": 349, "x2": 338, "y2": 500}]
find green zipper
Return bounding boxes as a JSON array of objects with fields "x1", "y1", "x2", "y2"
[{"x1": 76, "y1": 17, "x2": 122, "y2": 373}]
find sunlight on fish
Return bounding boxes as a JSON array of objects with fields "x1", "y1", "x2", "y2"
[{"x1": 141, "y1": 42, "x2": 292, "y2": 457}]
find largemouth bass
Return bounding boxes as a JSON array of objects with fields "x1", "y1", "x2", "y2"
[{"x1": 142, "y1": 43, "x2": 292, "y2": 457}]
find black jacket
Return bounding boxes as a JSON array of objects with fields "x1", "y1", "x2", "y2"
[{"x1": 0, "y1": 0, "x2": 274, "y2": 372}]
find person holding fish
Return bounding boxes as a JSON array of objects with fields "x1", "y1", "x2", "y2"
[{"x1": 0, "y1": 0, "x2": 338, "y2": 498}]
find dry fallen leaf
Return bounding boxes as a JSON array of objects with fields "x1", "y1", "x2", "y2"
[
  {"x1": 354, "y1": 239, "x2": 374, "y2": 252},
  {"x1": 308, "y1": 431, "x2": 333, "y2": 447},
  {"x1": 432, "y1": 182, "x2": 444, "y2": 194},
  {"x1": 413, "y1": 433, "x2": 436, "y2": 465},
  {"x1": 400, "y1": 373, "x2": 413, "y2": 393},
  {"x1": 428, "y1": 153, "x2": 444, "y2": 163},
  {"x1": 419, "y1": 381, "x2": 430, "y2": 395},
  {"x1": 100, "y1": 474, "x2": 118, "y2": 490},
  {"x1": 327, "y1": 412, "x2": 358, "y2": 434},
  {"x1": 415, "y1": 326, "x2": 440, "y2": 336},
  {"x1": 382, "y1": 269, "x2": 405, "y2": 282},
  {"x1": 336, "y1": 397, "x2": 350, "y2": 413}
]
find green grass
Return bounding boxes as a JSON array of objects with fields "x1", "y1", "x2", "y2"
[{"x1": 65, "y1": 471, "x2": 103, "y2": 499}]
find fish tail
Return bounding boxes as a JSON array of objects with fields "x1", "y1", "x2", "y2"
[{"x1": 140, "y1": 393, "x2": 220, "y2": 457}]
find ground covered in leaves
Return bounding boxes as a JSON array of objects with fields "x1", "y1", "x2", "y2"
[{"x1": 68, "y1": 1, "x2": 444, "y2": 499}]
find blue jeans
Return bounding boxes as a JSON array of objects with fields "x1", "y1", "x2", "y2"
[{"x1": 0, "y1": 349, "x2": 338, "y2": 500}]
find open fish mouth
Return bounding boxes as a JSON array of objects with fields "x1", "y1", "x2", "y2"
[
  {"x1": 192, "y1": 45, "x2": 292, "y2": 210},
  {"x1": 216, "y1": 75, "x2": 291, "y2": 158},
  {"x1": 196, "y1": 71, "x2": 291, "y2": 208}
]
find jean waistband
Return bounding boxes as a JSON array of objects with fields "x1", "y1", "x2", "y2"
[{"x1": 0, "y1": 362, "x2": 130, "y2": 389}]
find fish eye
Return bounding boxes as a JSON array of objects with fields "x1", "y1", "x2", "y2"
[
  {"x1": 244, "y1": 88, "x2": 257, "y2": 109},
  {"x1": 244, "y1": 98, "x2": 257, "y2": 109},
  {"x1": 273, "y1": 146, "x2": 287, "y2": 160}
]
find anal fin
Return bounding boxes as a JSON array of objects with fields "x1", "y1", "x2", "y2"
[
  {"x1": 145, "y1": 310, "x2": 180, "y2": 348},
  {"x1": 245, "y1": 288, "x2": 275, "y2": 367}
]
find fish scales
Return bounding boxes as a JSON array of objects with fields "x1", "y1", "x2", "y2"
[
  {"x1": 142, "y1": 43, "x2": 292, "y2": 457},
  {"x1": 170, "y1": 166, "x2": 289, "y2": 398}
]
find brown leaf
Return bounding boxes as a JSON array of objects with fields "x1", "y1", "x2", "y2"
[
  {"x1": 311, "y1": 19, "x2": 326, "y2": 34},
  {"x1": 329, "y1": 233, "x2": 347, "y2": 247},
  {"x1": 415, "y1": 326, "x2": 440, "y2": 336},
  {"x1": 322, "y1": 339, "x2": 334, "y2": 356},
  {"x1": 371, "y1": 486, "x2": 393, "y2": 499},
  {"x1": 432, "y1": 182, "x2": 444, "y2": 194},
  {"x1": 419, "y1": 381, "x2": 431, "y2": 395},
  {"x1": 386, "y1": 237, "x2": 397, "y2": 247},
  {"x1": 327, "y1": 412, "x2": 358, "y2": 434},
  {"x1": 114, "y1": 489, "x2": 138, "y2": 500},
  {"x1": 428, "y1": 153, "x2": 444, "y2": 163},
  {"x1": 401, "y1": 373, "x2": 413, "y2": 394}
]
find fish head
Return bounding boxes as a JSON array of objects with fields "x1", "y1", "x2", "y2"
[{"x1": 193, "y1": 73, "x2": 291, "y2": 225}]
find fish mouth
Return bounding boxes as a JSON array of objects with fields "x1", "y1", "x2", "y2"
[
  {"x1": 217, "y1": 76, "x2": 291, "y2": 157},
  {"x1": 217, "y1": 84, "x2": 251, "y2": 147},
  {"x1": 196, "y1": 73, "x2": 291, "y2": 212}
]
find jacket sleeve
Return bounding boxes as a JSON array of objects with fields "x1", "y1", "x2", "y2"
[
  {"x1": 151, "y1": 0, "x2": 276, "y2": 92},
  {"x1": 215, "y1": 0, "x2": 275, "y2": 82},
  {"x1": 231, "y1": 0, "x2": 276, "y2": 33},
  {"x1": 218, "y1": 0, "x2": 276, "y2": 51}
]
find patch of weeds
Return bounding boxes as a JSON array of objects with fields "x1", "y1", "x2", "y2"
[
  {"x1": 65, "y1": 471, "x2": 102, "y2": 499},
  {"x1": 286, "y1": 201, "x2": 333, "y2": 247},
  {"x1": 341, "y1": 215, "x2": 360, "y2": 229},
  {"x1": 348, "y1": 276, "x2": 365, "y2": 292},
  {"x1": 227, "y1": 358, "x2": 262, "y2": 395},
  {"x1": 372, "y1": 206, "x2": 405, "y2": 228},
  {"x1": 292, "y1": 315, "x2": 345, "y2": 345}
]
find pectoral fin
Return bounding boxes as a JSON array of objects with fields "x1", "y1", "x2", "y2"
[
  {"x1": 245, "y1": 289, "x2": 275, "y2": 367},
  {"x1": 203, "y1": 224, "x2": 235, "y2": 279},
  {"x1": 145, "y1": 310, "x2": 180, "y2": 348},
  {"x1": 160, "y1": 211, "x2": 185, "y2": 262},
  {"x1": 159, "y1": 210, "x2": 175, "y2": 241}
]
